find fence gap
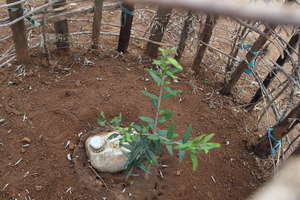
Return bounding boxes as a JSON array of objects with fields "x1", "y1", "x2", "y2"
[
  {"x1": 7, "y1": 0, "x2": 30, "y2": 64},
  {"x1": 117, "y1": 2, "x2": 134, "y2": 53},
  {"x1": 145, "y1": 7, "x2": 172, "y2": 58},
  {"x1": 192, "y1": 15, "x2": 218, "y2": 75},
  {"x1": 53, "y1": 0, "x2": 69, "y2": 51},
  {"x1": 92, "y1": 0, "x2": 104, "y2": 49}
]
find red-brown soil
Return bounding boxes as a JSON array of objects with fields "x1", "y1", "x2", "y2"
[
  {"x1": 0, "y1": 2, "x2": 266, "y2": 199},
  {"x1": 0, "y1": 48, "x2": 263, "y2": 200}
]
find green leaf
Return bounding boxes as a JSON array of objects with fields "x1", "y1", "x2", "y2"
[
  {"x1": 109, "y1": 114, "x2": 122, "y2": 127},
  {"x1": 199, "y1": 142, "x2": 221, "y2": 153},
  {"x1": 166, "y1": 71, "x2": 177, "y2": 79},
  {"x1": 157, "y1": 130, "x2": 167, "y2": 137},
  {"x1": 162, "y1": 85, "x2": 182, "y2": 99},
  {"x1": 108, "y1": 133, "x2": 120, "y2": 140},
  {"x1": 147, "y1": 134, "x2": 160, "y2": 141},
  {"x1": 202, "y1": 134, "x2": 215, "y2": 143},
  {"x1": 133, "y1": 124, "x2": 142, "y2": 132},
  {"x1": 167, "y1": 122, "x2": 174, "y2": 139},
  {"x1": 158, "y1": 109, "x2": 173, "y2": 123},
  {"x1": 183, "y1": 125, "x2": 193, "y2": 143},
  {"x1": 142, "y1": 90, "x2": 158, "y2": 101},
  {"x1": 190, "y1": 152, "x2": 198, "y2": 171},
  {"x1": 146, "y1": 149, "x2": 158, "y2": 165},
  {"x1": 147, "y1": 69, "x2": 162, "y2": 85},
  {"x1": 176, "y1": 142, "x2": 191, "y2": 150},
  {"x1": 137, "y1": 163, "x2": 150, "y2": 173},
  {"x1": 167, "y1": 57, "x2": 183, "y2": 70},
  {"x1": 178, "y1": 150, "x2": 185, "y2": 161},
  {"x1": 139, "y1": 116, "x2": 154, "y2": 129},
  {"x1": 169, "y1": 67, "x2": 182, "y2": 74},
  {"x1": 153, "y1": 59, "x2": 163, "y2": 66},
  {"x1": 166, "y1": 143, "x2": 173, "y2": 156},
  {"x1": 142, "y1": 90, "x2": 159, "y2": 109},
  {"x1": 97, "y1": 111, "x2": 106, "y2": 126}
]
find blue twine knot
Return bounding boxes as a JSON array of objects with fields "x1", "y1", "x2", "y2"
[
  {"x1": 8, "y1": 7, "x2": 40, "y2": 27},
  {"x1": 244, "y1": 51, "x2": 259, "y2": 75},
  {"x1": 120, "y1": 4, "x2": 135, "y2": 27},
  {"x1": 238, "y1": 43, "x2": 252, "y2": 50},
  {"x1": 267, "y1": 128, "x2": 281, "y2": 157}
]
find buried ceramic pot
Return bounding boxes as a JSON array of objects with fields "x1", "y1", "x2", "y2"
[{"x1": 85, "y1": 131, "x2": 130, "y2": 173}]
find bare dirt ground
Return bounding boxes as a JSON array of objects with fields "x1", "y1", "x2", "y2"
[{"x1": 0, "y1": 2, "x2": 267, "y2": 200}]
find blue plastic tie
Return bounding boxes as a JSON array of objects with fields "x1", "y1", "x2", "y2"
[
  {"x1": 267, "y1": 128, "x2": 281, "y2": 157},
  {"x1": 244, "y1": 51, "x2": 259, "y2": 75},
  {"x1": 238, "y1": 43, "x2": 252, "y2": 50}
]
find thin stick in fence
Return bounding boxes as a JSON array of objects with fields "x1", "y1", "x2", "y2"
[
  {"x1": 117, "y1": 2, "x2": 135, "y2": 53},
  {"x1": 91, "y1": 0, "x2": 103, "y2": 49},
  {"x1": 7, "y1": 0, "x2": 30, "y2": 64}
]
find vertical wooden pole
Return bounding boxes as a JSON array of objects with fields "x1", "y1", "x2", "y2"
[
  {"x1": 53, "y1": 0, "x2": 69, "y2": 51},
  {"x1": 175, "y1": 10, "x2": 193, "y2": 60},
  {"x1": 192, "y1": 15, "x2": 218, "y2": 75},
  {"x1": 117, "y1": 2, "x2": 135, "y2": 53},
  {"x1": 7, "y1": 0, "x2": 30, "y2": 64},
  {"x1": 254, "y1": 101, "x2": 300, "y2": 158},
  {"x1": 92, "y1": 0, "x2": 104, "y2": 49},
  {"x1": 145, "y1": 7, "x2": 172, "y2": 58}
]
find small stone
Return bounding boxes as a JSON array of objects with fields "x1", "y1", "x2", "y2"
[
  {"x1": 176, "y1": 170, "x2": 181, "y2": 176},
  {"x1": 68, "y1": 142, "x2": 75, "y2": 150},
  {"x1": 21, "y1": 148, "x2": 26, "y2": 153},
  {"x1": 27, "y1": 71, "x2": 34, "y2": 77},
  {"x1": 35, "y1": 185, "x2": 42, "y2": 191},
  {"x1": 0, "y1": 119, "x2": 5, "y2": 124},
  {"x1": 75, "y1": 80, "x2": 81, "y2": 87},
  {"x1": 20, "y1": 137, "x2": 31, "y2": 144},
  {"x1": 67, "y1": 153, "x2": 72, "y2": 161}
]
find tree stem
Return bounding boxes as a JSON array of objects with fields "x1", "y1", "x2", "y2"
[{"x1": 153, "y1": 76, "x2": 165, "y2": 134}]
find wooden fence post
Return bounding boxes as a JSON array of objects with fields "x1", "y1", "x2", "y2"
[
  {"x1": 245, "y1": 33, "x2": 299, "y2": 111},
  {"x1": 92, "y1": 0, "x2": 104, "y2": 49},
  {"x1": 53, "y1": 0, "x2": 69, "y2": 51},
  {"x1": 117, "y1": 2, "x2": 134, "y2": 53},
  {"x1": 192, "y1": 15, "x2": 218, "y2": 75},
  {"x1": 254, "y1": 102, "x2": 300, "y2": 158},
  {"x1": 220, "y1": 25, "x2": 276, "y2": 95},
  {"x1": 7, "y1": 0, "x2": 30, "y2": 64},
  {"x1": 145, "y1": 7, "x2": 172, "y2": 58},
  {"x1": 175, "y1": 10, "x2": 193, "y2": 60}
]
